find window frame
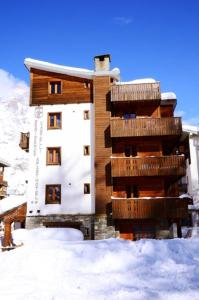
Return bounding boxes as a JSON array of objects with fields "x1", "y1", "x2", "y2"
[
  {"x1": 47, "y1": 112, "x2": 62, "y2": 130},
  {"x1": 83, "y1": 145, "x2": 90, "y2": 156},
  {"x1": 46, "y1": 147, "x2": 61, "y2": 165},
  {"x1": 45, "y1": 184, "x2": 61, "y2": 204},
  {"x1": 83, "y1": 110, "x2": 90, "y2": 120},
  {"x1": 48, "y1": 81, "x2": 62, "y2": 95},
  {"x1": 84, "y1": 183, "x2": 90, "y2": 194}
]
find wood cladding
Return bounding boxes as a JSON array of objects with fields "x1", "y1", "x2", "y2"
[
  {"x1": 19, "y1": 132, "x2": 29, "y2": 152},
  {"x1": 110, "y1": 117, "x2": 182, "y2": 138},
  {"x1": 112, "y1": 197, "x2": 189, "y2": 219},
  {"x1": 94, "y1": 76, "x2": 112, "y2": 214},
  {"x1": 111, "y1": 155, "x2": 186, "y2": 177},
  {"x1": 111, "y1": 82, "x2": 161, "y2": 102},
  {"x1": 30, "y1": 68, "x2": 93, "y2": 105}
]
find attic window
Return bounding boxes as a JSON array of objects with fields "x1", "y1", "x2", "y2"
[
  {"x1": 49, "y1": 81, "x2": 61, "y2": 94},
  {"x1": 84, "y1": 82, "x2": 90, "y2": 89}
]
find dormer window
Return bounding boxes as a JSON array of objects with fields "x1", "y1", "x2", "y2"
[{"x1": 49, "y1": 81, "x2": 62, "y2": 94}]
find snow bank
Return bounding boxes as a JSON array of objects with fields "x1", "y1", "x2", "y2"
[
  {"x1": 0, "y1": 195, "x2": 26, "y2": 215},
  {"x1": 24, "y1": 58, "x2": 120, "y2": 81},
  {"x1": 12, "y1": 228, "x2": 83, "y2": 244},
  {"x1": 0, "y1": 69, "x2": 29, "y2": 195},
  {"x1": 116, "y1": 78, "x2": 156, "y2": 85},
  {"x1": 161, "y1": 92, "x2": 177, "y2": 100},
  {"x1": 0, "y1": 238, "x2": 199, "y2": 299}
]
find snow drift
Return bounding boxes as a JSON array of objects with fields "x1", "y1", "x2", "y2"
[{"x1": 0, "y1": 237, "x2": 199, "y2": 300}]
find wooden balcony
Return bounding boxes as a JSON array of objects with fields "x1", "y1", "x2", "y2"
[
  {"x1": 110, "y1": 117, "x2": 182, "y2": 138},
  {"x1": 19, "y1": 132, "x2": 29, "y2": 152},
  {"x1": 0, "y1": 186, "x2": 7, "y2": 198},
  {"x1": 111, "y1": 82, "x2": 161, "y2": 102},
  {"x1": 111, "y1": 156, "x2": 186, "y2": 177},
  {"x1": 112, "y1": 197, "x2": 189, "y2": 219}
]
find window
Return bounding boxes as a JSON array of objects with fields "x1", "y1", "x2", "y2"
[
  {"x1": 46, "y1": 185, "x2": 61, "y2": 204},
  {"x1": 48, "y1": 112, "x2": 61, "y2": 129},
  {"x1": 124, "y1": 113, "x2": 136, "y2": 120},
  {"x1": 125, "y1": 146, "x2": 137, "y2": 157},
  {"x1": 49, "y1": 81, "x2": 62, "y2": 94},
  {"x1": 126, "y1": 185, "x2": 139, "y2": 198},
  {"x1": 47, "y1": 147, "x2": 61, "y2": 165},
  {"x1": 83, "y1": 110, "x2": 90, "y2": 120},
  {"x1": 84, "y1": 183, "x2": 90, "y2": 194},
  {"x1": 84, "y1": 145, "x2": 90, "y2": 156}
]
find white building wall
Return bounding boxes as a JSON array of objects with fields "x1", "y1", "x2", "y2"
[
  {"x1": 27, "y1": 103, "x2": 95, "y2": 216},
  {"x1": 187, "y1": 135, "x2": 199, "y2": 203}
]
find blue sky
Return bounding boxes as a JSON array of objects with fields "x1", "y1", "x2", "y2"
[{"x1": 0, "y1": 0, "x2": 198, "y2": 124}]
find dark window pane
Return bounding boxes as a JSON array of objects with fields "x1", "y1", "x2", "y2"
[
  {"x1": 50, "y1": 115, "x2": 54, "y2": 127},
  {"x1": 50, "y1": 83, "x2": 55, "y2": 94},
  {"x1": 57, "y1": 83, "x2": 61, "y2": 94}
]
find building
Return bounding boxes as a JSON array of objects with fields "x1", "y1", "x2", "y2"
[
  {"x1": 22, "y1": 55, "x2": 191, "y2": 240},
  {"x1": 182, "y1": 125, "x2": 199, "y2": 228},
  {"x1": 0, "y1": 159, "x2": 10, "y2": 199}
]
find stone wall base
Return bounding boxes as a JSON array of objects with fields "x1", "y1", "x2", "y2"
[
  {"x1": 94, "y1": 215, "x2": 119, "y2": 239},
  {"x1": 25, "y1": 215, "x2": 94, "y2": 240}
]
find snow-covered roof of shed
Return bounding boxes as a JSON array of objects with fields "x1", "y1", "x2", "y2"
[
  {"x1": 24, "y1": 58, "x2": 120, "y2": 80},
  {"x1": 0, "y1": 195, "x2": 26, "y2": 216},
  {"x1": 0, "y1": 158, "x2": 10, "y2": 167},
  {"x1": 116, "y1": 78, "x2": 157, "y2": 85},
  {"x1": 183, "y1": 124, "x2": 198, "y2": 134},
  {"x1": 161, "y1": 92, "x2": 176, "y2": 100}
]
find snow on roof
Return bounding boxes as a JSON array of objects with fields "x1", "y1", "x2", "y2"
[
  {"x1": 24, "y1": 58, "x2": 120, "y2": 80},
  {"x1": 183, "y1": 124, "x2": 199, "y2": 134},
  {"x1": 0, "y1": 158, "x2": 10, "y2": 167},
  {"x1": 116, "y1": 78, "x2": 157, "y2": 85},
  {"x1": 161, "y1": 92, "x2": 177, "y2": 100},
  {"x1": 0, "y1": 195, "x2": 26, "y2": 215}
]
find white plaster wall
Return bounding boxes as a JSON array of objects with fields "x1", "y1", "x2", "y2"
[
  {"x1": 27, "y1": 103, "x2": 95, "y2": 216},
  {"x1": 188, "y1": 136, "x2": 199, "y2": 203}
]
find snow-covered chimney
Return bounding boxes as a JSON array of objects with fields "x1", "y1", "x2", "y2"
[{"x1": 94, "y1": 54, "x2": 111, "y2": 71}]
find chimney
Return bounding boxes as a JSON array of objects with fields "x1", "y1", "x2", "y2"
[{"x1": 94, "y1": 54, "x2": 111, "y2": 72}]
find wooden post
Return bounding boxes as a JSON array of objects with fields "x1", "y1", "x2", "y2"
[{"x1": 3, "y1": 221, "x2": 12, "y2": 247}]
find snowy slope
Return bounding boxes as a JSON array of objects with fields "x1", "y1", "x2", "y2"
[
  {"x1": 0, "y1": 236, "x2": 199, "y2": 300},
  {"x1": 0, "y1": 69, "x2": 29, "y2": 195}
]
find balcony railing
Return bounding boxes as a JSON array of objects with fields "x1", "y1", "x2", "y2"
[
  {"x1": 19, "y1": 132, "x2": 29, "y2": 152},
  {"x1": 111, "y1": 82, "x2": 161, "y2": 102},
  {"x1": 111, "y1": 156, "x2": 186, "y2": 177},
  {"x1": 112, "y1": 197, "x2": 189, "y2": 219},
  {"x1": 110, "y1": 117, "x2": 182, "y2": 138}
]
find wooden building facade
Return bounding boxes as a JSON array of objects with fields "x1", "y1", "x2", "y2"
[{"x1": 23, "y1": 55, "x2": 191, "y2": 240}]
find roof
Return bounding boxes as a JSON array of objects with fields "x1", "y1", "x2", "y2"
[
  {"x1": 0, "y1": 195, "x2": 26, "y2": 216},
  {"x1": 24, "y1": 58, "x2": 120, "y2": 81},
  {"x1": 161, "y1": 92, "x2": 177, "y2": 100},
  {"x1": 183, "y1": 124, "x2": 199, "y2": 135},
  {"x1": 0, "y1": 158, "x2": 10, "y2": 167}
]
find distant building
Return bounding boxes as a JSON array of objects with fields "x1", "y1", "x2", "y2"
[
  {"x1": 0, "y1": 159, "x2": 10, "y2": 199},
  {"x1": 21, "y1": 55, "x2": 191, "y2": 240},
  {"x1": 182, "y1": 125, "x2": 199, "y2": 228}
]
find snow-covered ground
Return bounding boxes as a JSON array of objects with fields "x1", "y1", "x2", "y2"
[
  {"x1": 0, "y1": 69, "x2": 29, "y2": 195},
  {"x1": 0, "y1": 228, "x2": 199, "y2": 300}
]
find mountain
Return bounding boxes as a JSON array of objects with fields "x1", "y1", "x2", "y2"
[{"x1": 0, "y1": 69, "x2": 30, "y2": 195}]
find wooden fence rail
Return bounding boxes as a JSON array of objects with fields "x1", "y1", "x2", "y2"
[
  {"x1": 110, "y1": 117, "x2": 182, "y2": 137},
  {"x1": 111, "y1": 82, "x2": 161, "y2": 102},
  {"x1": 111, "y1": 155, "x2": 186, "y2": 177}
]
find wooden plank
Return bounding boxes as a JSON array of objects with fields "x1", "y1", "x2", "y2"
[
  {"x1": 30, "y1": 68, "x2": 93, "y2": 105},
  {"x1": 94, "y1": 76, "x2": 112, "y2": 214},
  {"x1": 110, "y1": 117, "x2": 182, "y2": 138}
]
